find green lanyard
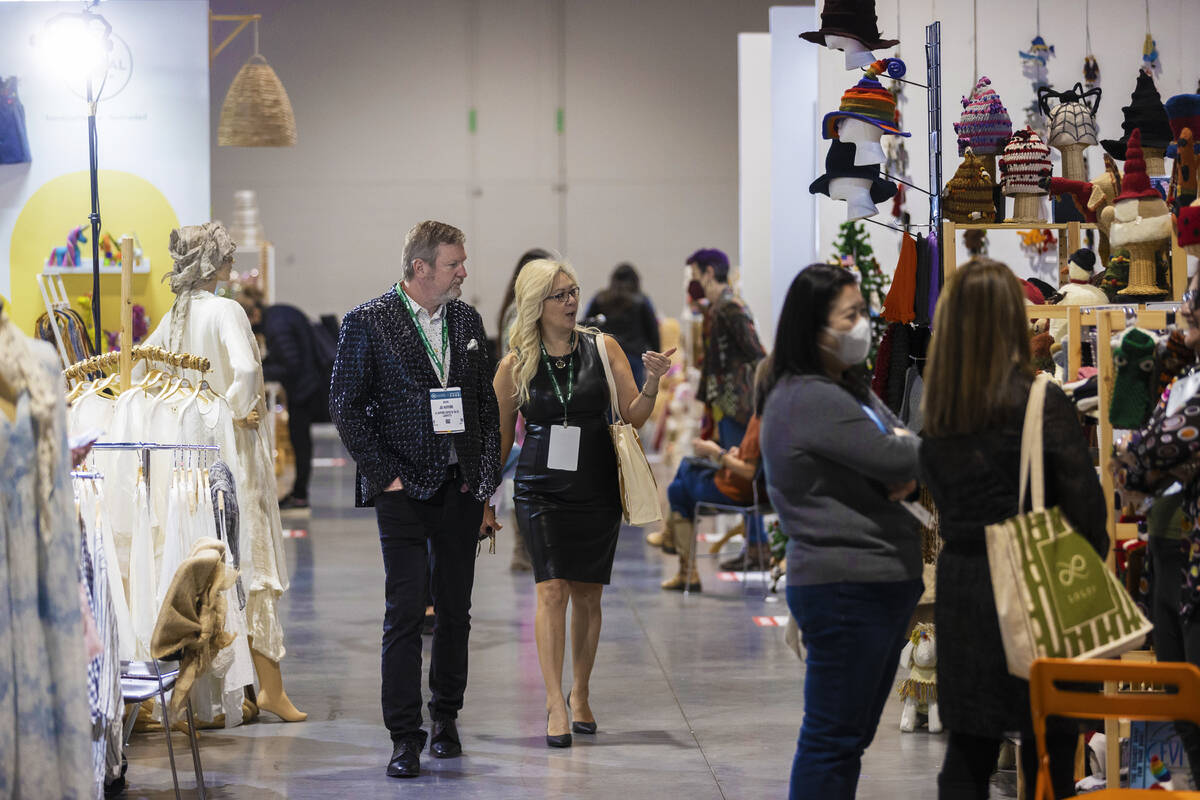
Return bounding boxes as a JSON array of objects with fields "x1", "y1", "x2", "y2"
[
  {"x1": 539, "y1": 341, "x2": 574, "y2": 425},
  {"x1": 396, "y1": 283, "x2": 449, "y2": 386}
]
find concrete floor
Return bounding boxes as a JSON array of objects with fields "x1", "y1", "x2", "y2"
[{"x1": 120, "y1": 428, "x2": 999, "y2": 799}]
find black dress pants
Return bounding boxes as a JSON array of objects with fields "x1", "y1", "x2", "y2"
[
  {"x1": 287, "y1": 389, "x2": 326, "y2": 500},
  {"x1": 1149, "y1": 535, "x2": 1200, "y2": 788},
  {"x1": 375, "y1": 473, "x2": 484, "y2": 744}
]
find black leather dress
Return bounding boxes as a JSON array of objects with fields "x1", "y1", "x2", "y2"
[{"x1": 515, "y1": 333, "x2": 622, "y2": 584}]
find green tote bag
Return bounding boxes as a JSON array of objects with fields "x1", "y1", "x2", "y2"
[{"x1": 985, "y1": 374, "x2": 1152, "y2": 679}]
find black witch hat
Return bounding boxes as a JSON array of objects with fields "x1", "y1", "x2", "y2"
[
  {"x1": 1101, "y1": 70, "x2": 1173, "y2": 159},
  {"x1": 801, "y1": 0, "x2": 899, "y2": 51}
]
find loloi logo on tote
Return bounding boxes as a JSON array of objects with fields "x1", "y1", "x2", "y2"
[{"x1": 1036, "y1": 532, "x2": 1114, "y2": 630}]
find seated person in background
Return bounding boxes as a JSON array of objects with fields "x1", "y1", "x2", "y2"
[
  {"x1": 660, "y1": 356, "x2": 771, "y2": 593},
  {"x1": 238, "y1": 286, "x2": 330, "y2": 511},
  {"x1": 584, "y1": 262, "x2": 660, "y2": 386}
]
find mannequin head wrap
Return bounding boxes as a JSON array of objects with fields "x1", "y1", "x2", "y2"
[{"x1": 162, "y1": 222, "x2": 237, "y2": 352}]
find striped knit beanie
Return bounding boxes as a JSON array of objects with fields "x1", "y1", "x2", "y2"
[
  {"x1": 822, "y1": 60, "x2": 909, "y2": 139},
  {"x1": 943, "y1": 148, "x2": 995, "y2": 222},
  {"x1": 1000, "y1": 127, "x2": 1052, "y2": 196},
  {"x1": 955, "y1": 77, "x2": 1013, "y2": 156}
]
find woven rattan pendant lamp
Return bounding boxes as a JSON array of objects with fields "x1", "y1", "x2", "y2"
[{"x1": 212, "y1": 12, "x2": 296, "y2": 147}]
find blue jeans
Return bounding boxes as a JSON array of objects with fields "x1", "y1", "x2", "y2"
[
  {"x1": 667, "y1": 459, "x2": 765, "y2": 543},
  {"x1": 786, "y1": 579, "x2": 923, "y2": 800}
]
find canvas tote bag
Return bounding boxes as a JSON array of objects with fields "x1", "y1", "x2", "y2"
[
  {"x1": 985, "y1": 373, "x2": 1151, "y2": 679},
  {"x1": 595, "y1": 334, "x2": 663, "y2": 526}
]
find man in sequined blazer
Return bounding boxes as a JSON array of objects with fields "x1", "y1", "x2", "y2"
[{"x1": 330, "y1": 220, "x2": 502, "y2": 779}]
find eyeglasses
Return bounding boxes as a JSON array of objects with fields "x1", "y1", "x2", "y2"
[{"x1": 546, "y1": 286, "x2": 580, "y2": 304}]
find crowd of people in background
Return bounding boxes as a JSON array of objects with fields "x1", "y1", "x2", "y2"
[{"x1": 242, "y1": 221, "x2": 1200, "y2": 799}]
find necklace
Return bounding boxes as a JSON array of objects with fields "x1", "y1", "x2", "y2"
[{"x1": 547, "y1": 332, "x2": 576, "y2": 369}]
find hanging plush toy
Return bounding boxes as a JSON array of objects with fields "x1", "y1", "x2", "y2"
[
  {"x1": 1020, "y1": 34, "x2": 1056, "y2": 137},
  {"x1": 1084, "y1": 56, "x2": 1101, "y2": 90},
  {"x1": 1142, "y1": 33, "x2": 1162, "y2": 80},
  {"x1": 1109, "y1": 327, "x2": 1157, "y2": 429},
  {"x1": 898, "y1": 624, "x2": 940, "y2": 733}
]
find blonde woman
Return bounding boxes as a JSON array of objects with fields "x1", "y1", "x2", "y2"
[{"x1": 494, "y1": 259, "x2": 674, "y2": 747}]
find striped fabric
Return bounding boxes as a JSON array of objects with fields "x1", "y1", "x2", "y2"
[{"x1": 999, "y1": 127, "x2": 1052, "y2": 196}]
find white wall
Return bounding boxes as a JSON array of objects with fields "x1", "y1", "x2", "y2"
[
  {"x1": 209, "y1": 0, "x2": 790, "y2": 337},
  {"x1": 814, "y1": 0, "x2": 1200, "y2": 286},
  {"x1": 738, "y1": 33, "x2": 774, "y2": 345}
]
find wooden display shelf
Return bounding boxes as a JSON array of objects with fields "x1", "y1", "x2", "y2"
[
  {"x1": 43, "y1": 258, "x2": 150, "y2": 275},
  {"x1": 944, "y1": 220, "x2": 1188, "y2": 302},
  {"x1": 951, "y1": 221, "x2": 1099, "y2": 231}
]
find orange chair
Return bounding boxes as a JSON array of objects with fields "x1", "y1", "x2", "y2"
[{"x1": 1029, "y1": 658, "x2": 1200, "y2": 798}]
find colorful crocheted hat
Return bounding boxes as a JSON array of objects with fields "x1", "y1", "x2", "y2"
[
  {"x1": 954, "y1": 77, "x2": 1013, "y2": 156},
  {"x1": 822, "y1": 60, "x2": 909, "y2": 138},
  {"x1": 800, "y1": 0, "x2": 899, "y2": 51},
  {"x1": 1101, "y1": 71, "x2": 1173, "y2": 159},
  {"x1": 999, "y1": 127, "x2": 1051, "y2": 196},
  {"x1": 943, "y1": 148, "x2": 995, "y2": 222},
  {"x1": 1114, "y1": 129, "x2": 1163, "y2": 202},
  {"x1": 1166, "y1": 93, "x2": 1200, "y2": 142},
  {"x1": 1177, "y1": 200, "x2": 1200, "y2": 248}
]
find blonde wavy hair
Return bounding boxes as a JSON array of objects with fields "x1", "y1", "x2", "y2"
[{"x1": 507, "y1": 259, "x2": 595, "y2": 408}]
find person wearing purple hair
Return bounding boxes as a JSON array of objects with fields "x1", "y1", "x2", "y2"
[{"x1": 658, "y1": 248, "x2": 765, "y2": 585}]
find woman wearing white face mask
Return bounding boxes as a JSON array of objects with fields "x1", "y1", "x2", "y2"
[{"x1": 760, "y1": 264, "x2": 923, "y2": 800}]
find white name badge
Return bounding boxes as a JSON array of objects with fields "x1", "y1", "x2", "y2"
[
  {"x1": 430, "y1": 388, "x2": 466, "y2": 434},
  {"x1": 547, "y1": 425, "x2": 581, "y2": 471}
]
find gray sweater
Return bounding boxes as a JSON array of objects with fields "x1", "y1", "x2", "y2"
[{"x1": 761, "y1": 374, "x2": 923, "y2": 586}]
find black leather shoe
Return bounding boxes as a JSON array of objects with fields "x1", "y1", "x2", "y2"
[
  {"x1": 430, "y1": 720, "x2": 462, "y2": 758},
  {"x1": 568, "y1": 699, "x2": 597, "y2": 734},
  {"x1": 386, "y1": 739, "x2": 421, "y2": 778}
]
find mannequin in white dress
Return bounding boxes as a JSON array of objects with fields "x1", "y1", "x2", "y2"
[{"x1": 139, "y1": 223, "x2": 305, "y2": 722}]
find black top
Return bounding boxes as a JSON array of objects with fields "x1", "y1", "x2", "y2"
[
  {"x1": 259, "y1": 304, "x2": 322, "y2": 404},
  {"x1": 919, "y1": 374, "x2": 1108, "y2": 737},
  {"x1": 515, "y1": 333, "x2": 620, "y2": 508},
  {"x1": 329, "y1": 287, "x2": 501, "y2": 506},
  {"x1": 585, "y1": 293, "x2": 660, "y2": 358}
]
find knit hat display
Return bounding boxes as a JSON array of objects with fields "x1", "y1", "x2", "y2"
[
  {"x1": 822, "y1": 60, "x2": 910, "y2": 138},
  {"x1": 1040, "y1": 83, "x2": 1101, "y2": 149},
  {"x1": 954, "y1": 77, "x2": 1013, "y2": 156},
  {"x1": 1113, "y1": 129, "x2": 1162, "y2": 203},
  {"x1": 1101, "y1": 71, "x2": 1172, "y2": 159},
  {"x1": 808, "y1": 139, "x2": 898, "y2": 203},
  {"x1": 1067, "y1": 248, "x2": 1098, "y2": 281},
  {"x1": 1166, "y1": 94, "x2": 1200, "y2": 142},
  {"x1": 1102, "y1": 251, "x2": 1131, "y2": 301},
  {"x1": 1177, "y1": 200, "x2": 1200, "y2": 250},
  {"x1": 999, "y1": 127, "x2": 1052, "y2": 196},
  {"x1": 1109, "y1": 328, "x2": 1157, "y2": 430},
  {"x1": 943, "y1": 148, "x2": 995, "y2": 222},
  {"x1": 800, "y1": 0, "x2": 899, "y2": 51}
]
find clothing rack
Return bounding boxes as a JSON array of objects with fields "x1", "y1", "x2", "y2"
[
  {"x1": 36, "y1": 272, "x2": 73, "y2": 369},
  {"x1": 64, "y1": 346, "x2": 212, "y2": 384}
]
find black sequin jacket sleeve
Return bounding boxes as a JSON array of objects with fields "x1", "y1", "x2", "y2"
[{"x1": 328, "y1": 288, "x2": 502, "y2": 507}]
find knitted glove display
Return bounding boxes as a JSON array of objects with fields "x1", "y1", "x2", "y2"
[{"x1": 1109, "y1": 328, "x2": 1158, "y2": 429}]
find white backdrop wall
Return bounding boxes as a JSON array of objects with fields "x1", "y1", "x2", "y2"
[
  {"x1": 209, "y1": 0, "x2": 791, "y2": 337},
  {"x1": 813, "y1": 0, "x2": 1200, "y2": 287}
]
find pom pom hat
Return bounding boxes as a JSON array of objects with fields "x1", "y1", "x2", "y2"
[
  {"x1": 1000, "y1": 127, "x2": 1052, "y2": 196},
  {"x1": 954, "y1": 77, "x2": 1013, "y2": 156}
]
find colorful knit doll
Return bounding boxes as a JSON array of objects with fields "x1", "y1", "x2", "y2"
[
  {"x1": 898, "y1": 623, "x2": 940, "y2": 733},
  {"x1": 1110, "y1": 328, "x2": 1157, "y2": 430}
]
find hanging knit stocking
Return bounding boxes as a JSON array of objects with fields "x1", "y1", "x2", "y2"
[{"x1": 1109, "y1": 328, "x2": 1157, "y2": 429}]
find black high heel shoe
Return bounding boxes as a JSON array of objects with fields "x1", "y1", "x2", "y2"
[
  {"x1": 546, "y1": 711, "x2": 572, "y2": 748},
  {"x1": 568, "y1": 698, "x2": 597, "y2": 735}
]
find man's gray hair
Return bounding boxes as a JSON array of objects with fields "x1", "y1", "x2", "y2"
[{"x1": 401, "y1": 220, "x2": 466, "y2": 280}]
